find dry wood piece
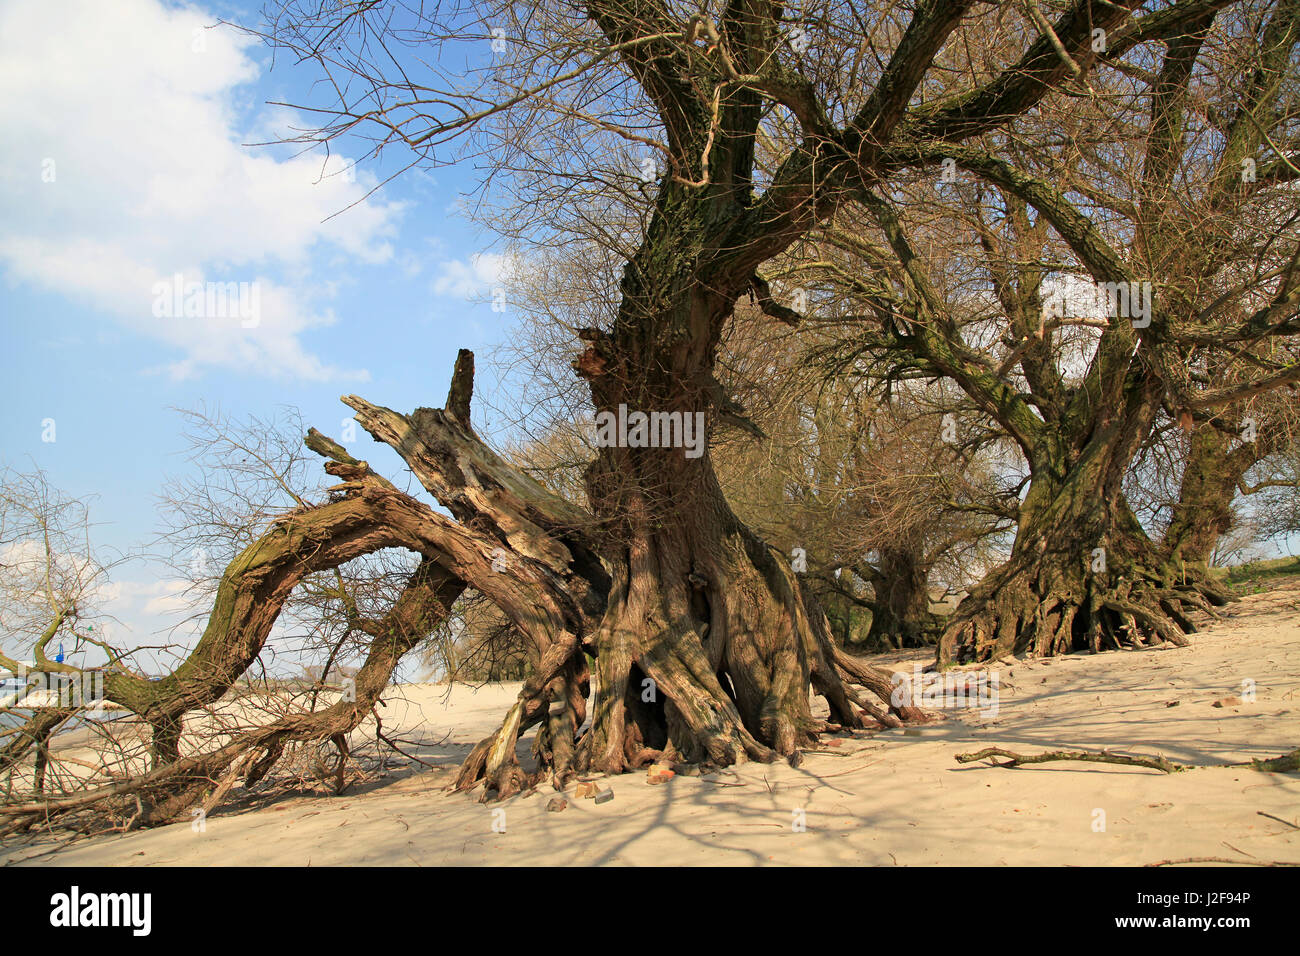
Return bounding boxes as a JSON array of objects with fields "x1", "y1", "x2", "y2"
[
  {"x1": 954, "y1": 747, "x2": 1300, "y2": 774},
  {"x1": 955, "y1": 747, "x2": 1183, "y2": 773}
]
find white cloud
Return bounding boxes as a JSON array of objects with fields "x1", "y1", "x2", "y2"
[
  {"x1": 140, "y1": 579, "x2": 195, "y2": 618},
  {"x1": 433, "y1": 252, "x2": 515, "y2": 299},
  {"x1": 0, "y1": 0, "x2": 401, "y2": 381}
]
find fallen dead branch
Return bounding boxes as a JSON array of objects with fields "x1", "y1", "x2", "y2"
[{"x1": 954, "y1": 746, "x2": 1300, "y2": 774}]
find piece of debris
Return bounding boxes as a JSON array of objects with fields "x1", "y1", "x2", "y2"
[
  {"x1": 647, "y1": 763, "x2": 676, "y2": 785},
  {"x1": 545, "y1": 796, "x2": 567, "y2": 812},
  {"x1": 574, "y1": 782, "x2": 600, "y2": 799},
  {"x1": 1212, "y1": 696, "x2": 1242, "y2": 708},
  {"x1": 1165, "y1": 700, "x2": 1180, "y2": 707},
  {"x1": 594, "y1": 788, "x2": 614, "y2": 805}
]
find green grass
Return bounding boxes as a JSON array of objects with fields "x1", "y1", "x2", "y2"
[{"x1": 1215, "y1": 555, "x2": 1300, "y2": 593}]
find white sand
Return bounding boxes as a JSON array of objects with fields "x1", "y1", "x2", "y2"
[{"x1": 5, "y1": 580, "x2": 1298, "y2": 866}]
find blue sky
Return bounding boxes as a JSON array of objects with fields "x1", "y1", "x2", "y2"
[
  {"x1": 0, "y1": 0, "x2": 522, "y2": 662},
  {"x1": 2, "y1": 1, "x2": 1294, "y2": 670}
]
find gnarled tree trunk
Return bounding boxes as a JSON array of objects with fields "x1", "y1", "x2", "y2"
[
  {"x1": 865, "y1": 548, "x2": 938, "y2": 649},
  {"x1": 372, "y1": 344, "x2": 918, "y2": 799},
  {"x1": 940, "y1": 385, "x2": 1230, "y2": 664},
  {"x1": 1163, "y1": 416, "x2": 1270, "y2": 572}
]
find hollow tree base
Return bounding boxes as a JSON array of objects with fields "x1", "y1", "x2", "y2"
[{"x1": 452, "y1": 533, "x2": 917, "y2": 801}]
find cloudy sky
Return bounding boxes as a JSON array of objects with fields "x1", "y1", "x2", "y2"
[{"x1": 0, "y1": 0, "x2": 518, "y2": 667}]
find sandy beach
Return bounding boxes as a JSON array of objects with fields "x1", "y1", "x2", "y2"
[{"x1": 5, "y1": 579, "x2": 1297, "y2": 867}]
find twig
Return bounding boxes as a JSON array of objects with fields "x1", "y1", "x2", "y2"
[
  {"x1": 1145, "y1": 856, "x2": 1300, "y2": 867},
  {"x1": 377, "y1": 729, "x2": 442, "y2": 770},
  {"x1": 817, "y1": 760, "x2": 880, "y2": 779}
]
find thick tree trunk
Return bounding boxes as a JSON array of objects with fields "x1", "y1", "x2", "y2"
[
  {"x1": 940, "y1": 388, "x2": 1230, "y2": 664},
  {"x1": 528, "y1": 248, "x2": 914, "y2": 784},
  {"x1": 403, "y1": 128, "x2": 928, "y2": 795},
  {"x1": 572, "y1": 477, "x2": 863, "y2": 773},
  {"x1": 418, "y1": 353, "x2": 910, "y2": 798},
  {"x1": 939, "y1": 471, "x2": 1231, "y2": 664},
  {"x1": 1163, "y1": 420, "x2": 1266, "y2": 571},
  {"x1": 866, "y1": 548, "x2": 937, "y2": 649}
]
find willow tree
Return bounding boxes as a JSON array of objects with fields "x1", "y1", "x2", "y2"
[
  {"x1": 709, "y1": 332, "x2": 1012, "y2": 652},
  {"x1": 794, "y1": 0, "x2": 1300, "y2": 660},
  {"x1": 929, "y1": 0, "x2": 1300, "y2": 662},
  {"x1": 9, "y1": 3, "x2": 1267, "y2": 827},
  {"x1": 1158, "y1": 386, "x2": 1300, "y2": 570},
  {"x1": 233, "y1": 0, "x2": 1259, "y2": 796}
]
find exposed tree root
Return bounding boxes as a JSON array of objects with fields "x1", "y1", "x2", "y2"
[
  {"x1": 831, "y1": 646, "x2": 930, "y2": 726},
  {"x1": 939, "y1": 531, "x2": 1231, "y2": 664},
  {"x1": 339, "y1": 355, "x2": 922, "y2": 800},
  {"x1": 3, "y1": 352, "x2": 927, "y2": 827}
]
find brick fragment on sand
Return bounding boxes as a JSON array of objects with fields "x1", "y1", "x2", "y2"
[
  {"x1": 574, "y1": 782, "x2": 599, "y2": 798},
  {"x1": 647, "y1": 762, "x2": 675, "y2": 785},
  {"x1": 594, "y1": 788, "x2": 614, "y2": 804},
  {"x1": 546, "y1": 797, "x2": 567, "y2": 812}
]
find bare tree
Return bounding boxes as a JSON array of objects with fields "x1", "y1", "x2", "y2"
[
  {"x1": 0, "y1": 465, "x2": 127, "y2": 794},
  {"x1": 7, "y1": 2, "x2": 1256, "y2": 826},
  {"x1": 779, "y1": 2, "x2": 1300, "y2": 660},
  {"x1": 229, "y1": 0, "x2": 1200, "y2": 798},
  {"x1": 706, "y1": 313, "x2": 1013, "y2": 648}
]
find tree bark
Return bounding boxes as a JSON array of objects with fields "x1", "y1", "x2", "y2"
[
  {"x1": 1163, "y1": 417, "x2": 1269, "y2": 571},
  {"x1": 341, "y1": 348, "x2": 911, "y2": 799},
  {"x1": 865, "y1": 548, "x2": 937, "y2": 649},
  {"x1": 939, "y1": 389, "x2": 1230, "y2": 663}
]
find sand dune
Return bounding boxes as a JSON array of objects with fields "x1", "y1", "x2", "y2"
[{"x1": 5, "y1": 580, "x2": 1298, "y2": 867}]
